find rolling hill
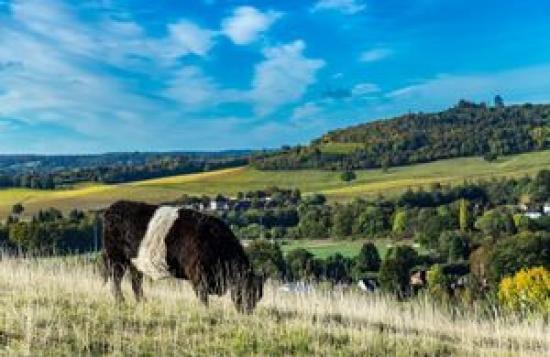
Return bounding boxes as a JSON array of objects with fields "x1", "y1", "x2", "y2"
[
  {"x1": 251, "y1": 100, "x2": 550, "y2": 170},
  {"x1": 1, "y1": 149, "x2": 549, "y2": 217}
]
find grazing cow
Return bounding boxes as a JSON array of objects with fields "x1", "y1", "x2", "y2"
[{"x1": 101, "y1": 200, "x2": 263, "y2": 313}]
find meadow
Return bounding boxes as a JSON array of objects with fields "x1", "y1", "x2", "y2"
[
  {"x1": 278, "y1": 239, "x2": 419, "y2": 259},
  {"x1": 0, "y1": 256, "x2": 547, "y2": 356},
  {"x1": 1, "y1": 150, "x2": 549, "y2": 217}
]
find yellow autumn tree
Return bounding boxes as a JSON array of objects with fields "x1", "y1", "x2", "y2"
[{"x1": 498, "y1": 267, "x2": 550, "y2": 314}]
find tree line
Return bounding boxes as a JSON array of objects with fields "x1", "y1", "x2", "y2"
[
  {"x1": 0, "y1": 152, "x2": 248, "y2": 189},
  {"x1": 251, "y1": 99, "x2": 550, "y2": 170}
]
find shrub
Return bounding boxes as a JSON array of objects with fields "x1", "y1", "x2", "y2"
[
  {"x1": 379, "y1": 245, "x2": 418, "y2": 296},
  {"x1": 488, "y1": 232, "x2": 550, "y2": 283},
  {"x1": 245, "y1": 240, "x2": 286, "y2": 279},
  {"x1": 352, "y1": 242, "x2": 381, "y2": 279},
  {"x1": 498, "y1": 267, "x2": 550, "y2": 314},
  {"x1": 286, "y1": 248, "x2": 317, "y2": 281},
  {"x1": 427, "y1": 264, "x2": 449, "y2": 300}
]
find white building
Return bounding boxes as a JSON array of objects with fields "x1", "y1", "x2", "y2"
[
  {"x1": 544, "y1": 203, "x2": 550, "y2": 215},
  {"x1": 525, "y1": 211, "x2": 542, "y2": 219}
]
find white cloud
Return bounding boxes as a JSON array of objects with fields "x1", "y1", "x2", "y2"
[
  {"x1": 291, "y1": 102, "x2": 323, "y2": 122},
  {"x1": 360, "y1": 48, "x2": 392, "y2": 63},
  {"x1": 0, "y1": 0, "x2": 224, "y2": 149},
  {"x1": 250, "y1": 40, "x2": 325, "y2": 116},
  {"x1": 166, "y1": 20, "x2": 216, "y2": 58},
  {"x1": 352, "y1": 82, "x2": 380, "y2": 96},
  {"x1": 381, "y1": 65, "x2": 550, "y2": 115},
  {"x1": 311, "y1": 0, "x2": 366, "y2": 15},
  {"x1": 221, "y1": 6, "x2": 282, "y2": 45},
  {"x1": 163, "y1": 66, "x2": 241, "y2": 110}
]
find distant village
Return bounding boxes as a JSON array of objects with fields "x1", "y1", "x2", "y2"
[{"x1": 518, "y1": 202, "x2": 550, "y2": 219}]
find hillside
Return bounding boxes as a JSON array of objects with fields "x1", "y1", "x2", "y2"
[
  {"x1": 251, "y1": 100, "x2": 550, "y2": 170},
  {"x1": 0, "y1": 150, "x2": 250, "y2": 189},
  {"x1": 1, "y1": 149, "x2": 548, "y2": 217}
]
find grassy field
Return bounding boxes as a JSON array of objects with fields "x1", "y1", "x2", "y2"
[
  {"x1": 279, "y1": 239, "x2": 412, "y2": 259},
  {"x1": 0, "y1": 257, "x2": 547, "y2": 355},
  {"x1": 1, "y1": 149, "x2": 549, "y2": 217}
]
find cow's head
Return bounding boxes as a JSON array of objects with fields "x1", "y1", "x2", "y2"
[{"x1": 231, "y1": 270, "x2": 264, "y2": 314}]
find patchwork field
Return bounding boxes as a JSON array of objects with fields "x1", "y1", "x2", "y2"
[
  {"x1": 0, "y1": 257, "x2": 547, "y2": 355},
  {"x1": 1, "y1": 150, "x2": 549, "y2": 217},
  {"x1": 279, "y1": 239, "x2": 413, "y2": 259}
]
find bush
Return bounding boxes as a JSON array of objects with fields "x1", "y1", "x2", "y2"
[
  {"x1": 286, "y1": 248, "x2": 317, "y2": 281},
  {"x1": 498, "y1": 267, "x2": 550, "y2": 314},
  {"x1": 245, "y1": 240, "x2": 286, "y2": 279},
  {"x1": 438, "y1": 231, "x2": 470, "y2": 262},
  {"x1": 488, "y1": 232, "x2": 550, "y2": 283},
  {"x1": 427, "y1": 264, "x2": 449, "y2": 300},
  {"x1": 352, "y1": 242, "x2": 381, "y2": 279},
  {"x1": 378, "y1": 245, "x2": 418, "y2": 296}
]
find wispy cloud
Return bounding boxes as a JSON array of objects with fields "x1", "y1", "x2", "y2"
[
  {"x1": 359, "y1": 48, "x2": 393, "y2": 63},
  {"x1": 352, "y1": 82, "x2": 380, "y2": 96},
  {"x1": 221, "y1": 6, "x2": 282, "y2": 45},
  {"x1": 311, "y1": 0, "x2": 366, "y2": 15},
  {"x1": 250, "y1": 40, "x2": 325, "y2": 116}
]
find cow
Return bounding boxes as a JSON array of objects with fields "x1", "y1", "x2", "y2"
[{"x1": 100, "y1": 200, "x2": 263, "y2": 314}]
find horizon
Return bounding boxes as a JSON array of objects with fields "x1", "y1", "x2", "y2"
[{"x1": 1, "y1": 0, "x2": 550, "y2": 154}]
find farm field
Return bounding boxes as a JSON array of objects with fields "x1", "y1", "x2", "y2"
[
  {"x1": 0, "y1": 257, "x2": 547, "y2": 355},
  {"x1": 0, "y1": 149, "x2": 549, "y2": 217},
  {"x1": 279, "y1": 239, "x2": 411, "y2": 259}
]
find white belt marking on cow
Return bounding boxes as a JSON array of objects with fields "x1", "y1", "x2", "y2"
[{"x1": 131, "y1": 206, "x2": 181, "y2": 280}]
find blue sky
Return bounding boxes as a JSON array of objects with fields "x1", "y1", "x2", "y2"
[{"x1": 1, "y1": 0, "x2": 550, "y2": 154}]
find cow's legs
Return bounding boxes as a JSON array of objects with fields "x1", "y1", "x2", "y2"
[
  {"x1": 193, "y1": 279, "x2": 209, "y2": 307},
  {"x1": 111, "y1": 262, "x2": 126, "y2": 303},
  {"x1": 129, "y1": 265, "x2": 145, "y2": 302}
]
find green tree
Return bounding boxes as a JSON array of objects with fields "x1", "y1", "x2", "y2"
[
  {"x1": 286, "y1": 248, "x2": 316, "y2": 281},
  {"x1": 378, "y1": 245, "x2": 419, "y2": 296},
  {"x1": 438, "y1": 231, "x2": 470, "y2": 262},
  {"x1": 459, "y1": 199, "x2": 471, "y2": 231},
  {"x1": 322, "y1": 253, "x2": 352, "y2": 284},
  {"x1": 353, "y1": 242, "x2": 381, "y2": 279},
  {"x1": 392, "y1": 210, "x2": 409, "y2": 235},
  {"x1": 353, "y1": 206, "x2": 386, "y2": 237},
  {"x1": 331, "y1": 204, "x2": 354, "y2": 238},
  {"x1": 475, "y1": 208, "x2": 516, "y2": 241},
  {"x1": 11, "y1": 203, "x2": 24, "y2": 216},
  {"x1": 245, "y1": 240, "x2": 286, "y2": 279},
  {"x1": 427, "y1": 264, "x2": 449, "y2": 300},
  {"x1": 340, "y1": 170, "x2": 357, "y2": 183},
  {"x1": 488, "y1": 232, "x2": 550, "y2": 283}
]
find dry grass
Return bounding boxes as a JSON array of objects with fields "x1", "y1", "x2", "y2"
[{"x1": 0, "y1": 256, "x2": 547, "y2": 356}]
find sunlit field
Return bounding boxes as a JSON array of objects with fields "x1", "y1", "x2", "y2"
[
  {"x1": 1, "y1": 150, "x2": 549, "y2": 217},
  {"x1": 0, "y1": 256, "x2": 547, "y2": 355}
]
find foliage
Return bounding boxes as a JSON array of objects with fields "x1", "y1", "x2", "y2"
[
  {"x1": 427, "y1": 264, "x2": 449, "y2": 300},
  {"x1": 379, "y1": 246, "x2": 419, "y2": 296},
  {"x1": 498, "y1": 267, "x2": 550, "y2": 314},
  {"x1": 392, "y1": 210, "x2": 409, "y2": 235},
  {"x1": 0, "y1": 152, "x2": 249, "y2": 188},
  {"x1": 438, "y1": 231, "x2": 470, "y2": 262},
  {"x1": 286, "y1": 248, "x2": 317, "y2": 281},
  {"x1": 474, "y1": 208, "x2": 516, "y2": 241},
  {"x1": 340, "y1": 170, "x2": 356, "y2": 183},
  {"x1": 459, "y1": 199, "x2": 471, "y2": 231},
  {"x1": 245, "y1": 240, "x2": 286, "y2": 279},
  {"x1": 251, "y1": 101, "x2": 550, "y2": 170},
  {"x1": 11, "y1": 203, "x2": 24, "y2": 215},
  {"x1": 320, "y1": 253, "x2": 353, "y2": 284},
  {"x1": 487, "y1": 232, "x2": 550, "y2": 283},
  {"x1": 353, "y1": 206, "x2": 387, "y2": 237},
  {"x1": 352, "y1": 242, "x2": 381, "y2": 279}
]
